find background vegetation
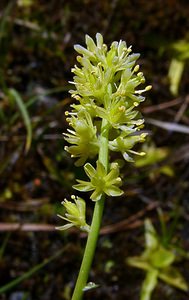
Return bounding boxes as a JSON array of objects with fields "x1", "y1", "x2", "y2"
[{"x1": 0, "y1": 0, "x2": 189, "y2": 299}]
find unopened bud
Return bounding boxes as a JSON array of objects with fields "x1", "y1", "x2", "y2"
[
  {"x1": 145, "y1": 85, "x2": 152, "y2": 91},
  {"x1": 134, "y1": 65, "x2": 140, "y2": 72}
]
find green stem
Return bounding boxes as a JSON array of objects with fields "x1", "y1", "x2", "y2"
[{"x1": 71, "y1": 118, "x2": 109, "y2": 300}]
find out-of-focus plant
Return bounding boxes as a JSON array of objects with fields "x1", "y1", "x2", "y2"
[
  {"x1": 135, "y1": 143, "x2": 174, "y2": 179},
  {"x1": 168, "y1": 40, "x2": 189, "y2": 96},
  {"x1": 17, "y1": 0, "x2": 33, "y2": 7},
  {"x1": 127, "y1": 219, "x2": 188, "y2": 300},
  {"x1": 56, "y1": 33, "x2": 151, "y2": 300}
]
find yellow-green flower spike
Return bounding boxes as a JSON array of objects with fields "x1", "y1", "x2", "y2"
[{"x1": 65, "y1": 33, "x2": 150, "y2": 167}]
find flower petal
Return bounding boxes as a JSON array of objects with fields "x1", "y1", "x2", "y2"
[
  {"x1": 73, "y1": 180, "x2": 94, "y2": 192},
  {"x1": 90, "y1": 189, "x2": 103, "y2": 201},
  {"x1": 104, "y1": 186, "x2": 123, "y2": 197},
  {"x1": 84, "y1": 163, "x2": 96, "y2": 178},
  {"x1": 96, "y1": 161, "x2": 106, "y2": 177},
  {"x1": 105, "y1": 168, "x2": 119, "y2": 182},
  {"x1": 55, "y1": 223, "x2": 74, "y2": 231}
]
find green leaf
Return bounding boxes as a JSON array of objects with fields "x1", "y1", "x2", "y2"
[
  {"x1": 127, "y1": 257, "x2": 151, "y2": 271},
  {"x1": 168, "y1": 58, "x2": 184, "y2": 96},
  {"x1": 159, "y1": 266, "x2": 188, "y2": 291},
  {"x1": 144, "y1": 219, "x2": 158, "y2": 251},
  {"x1": 171, "y1": 40, "x2": 189, "y2": 60},
  {"x1": 149, "y1": 246, "x2": 175, "y2": 268},
  {"x1": 8, "y1": 89, "x2": 32, "y2": 153},
  {"x1": 141, "y1": 269, "x2": 158, "y2": 300}
]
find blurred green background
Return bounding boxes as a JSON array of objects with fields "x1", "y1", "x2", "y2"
[{"x1": 0, "y1": 0, "x2": 189, "y2": 299}]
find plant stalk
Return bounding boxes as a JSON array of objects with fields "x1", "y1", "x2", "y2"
[{"x1": 71, "y1": 118, "x2": 109, "y2": 300}]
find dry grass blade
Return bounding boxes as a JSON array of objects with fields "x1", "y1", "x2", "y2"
[{"x1": 146, "y1": 118, "x2": 189, "y2": 134}]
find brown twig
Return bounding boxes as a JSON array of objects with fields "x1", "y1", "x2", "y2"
[
  {"x1": 174, "y1": 96, "x2": 189, "y2": 123},
  {"x1": 142, "y1": 98, "x2": 183, "y2": 114},
  {"x1": 0, "y1": 198, "x2": 50, "y2": 212},
  {"x1": 0, "y1": 201, "x2": 159, "y2": 234},
  {"x1": 0, "y1": 223, "x2": 55, "y2": 231},
  {"x1": 99, "y1": 201, "x2": 159, "y2": 235}
]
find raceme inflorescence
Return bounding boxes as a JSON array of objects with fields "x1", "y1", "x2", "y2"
[
  {"x1": 57, "y1": 33, "x2": 151, "y2": 300},
  {"x1": 65, "y1": 33, "x2": 151, "y2": 167}
]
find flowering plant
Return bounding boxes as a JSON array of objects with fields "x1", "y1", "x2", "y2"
[{"x1": 57, "y1": 33, "x2": 151, "y2": 300}]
